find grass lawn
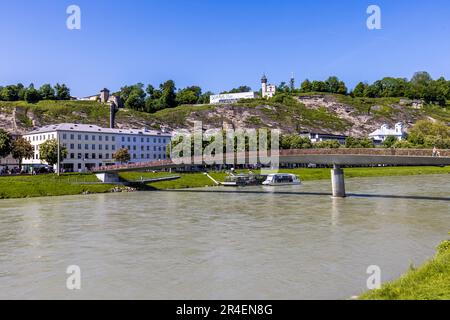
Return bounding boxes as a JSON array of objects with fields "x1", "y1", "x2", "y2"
[
  {"x1": 0, "y1": 173, "x2": 115, "y2": 199},
  {"x1": 360, "y1": 239, "x2": 450, "y2": 300}
]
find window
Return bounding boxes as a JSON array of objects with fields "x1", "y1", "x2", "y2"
[
  {"x1": 85, "y1": 144, "x2": 89, "y2": 150},
  {"x1": 105, "y1": 136, "x2": 109, "y2": 142},
  {"x1": 158, "y1": 138, "x2": 161, "y2": 143},
  {"x1": 112, "y1": 145, "x2": 116, "y2": 151},
  {"x1": 78, "y1": 135, "x2": 82, "y2": 140},
  {"x1": 133, "y1": 137, "x2": 136, "y2": 142},
  {"x1": 147, "y1": 146, "x2": 150, "y2": 151},
  {"x1": 92, "y1": 144, "x2": 96, "y2": 150},
  {"x1": 92, "y1": 135, "x2": 96, "y2": 141},
  {"x1": 141, "y1": 138, "x2": 144, "y2": 143},
  {"x1": 99, "y1": 145, "x2": 103, "y2": 150},
  {"x1": 78, "y1": 163, "x2": 82, "y2": 170},
  {"x1": 133, "y1": 146, "x2": 136, "y2": 151},
  {"x1": 133, "y1": 154, "x2": 137, "y2": 159},
  {"x1": 78, "y1": 144, "x2": 82, "y2": 150},
  {"x1": 127, "y1": 146, "x2": 131, "y2": 150},
  {"x1": 146, "y1": 138, "x2": 150, "y2": 143},
  {"x1": 127, "y1": 137, "x2": 131, "y2": 142},
  {"x1": 70, "y1": 144, "x2": 75, "y2": 149},
  {"x1": 70, "y1": 153, "x2": 75, "y2": 159},
  {"x1": 78, "y1": 153, "x2": 82, "y2": 159},
  {"x1": 99, "y1": 136, "x2": 102, "y2": 141},
  {"x1": 99, "y1": 154, "x2": 103, "y2": 159},
  {"x1": 105, "y1": 145, "x2": 108, "y2": 150},
  {"x1": 85, "y1": 135, "x2": 89, "y2": 140},
  {"x1": 92, "y1": 153, "x2": 96, "y2": 159},
  {"x1": 70, "y1": 134, "x2": 75, "y2": 140},
  {"x1": 122, "y1": 137, "x2": 125, "y2": 142},
  {"x1": 141, "y1": 146, "x2": 144, "y2": 151},
  {"x1": 106, "y1": 154, "x2": 110, "y2": 159},
  {"x1": 112, "y1": 136, "x2": 115, "y2": 142},
  {"x1": 154, "y1": 138, "x2": 156, "y2": 143},
  {"x1": 154, "y1": 146, "x2": 157, "y2": 151},
  {"x1": 141, "y1": 154, "x2": 144, "y2": 159}
]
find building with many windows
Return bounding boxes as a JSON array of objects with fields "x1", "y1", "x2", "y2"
[{"x1": 22, "y1": 124, "x2": 172, "y2": 172}]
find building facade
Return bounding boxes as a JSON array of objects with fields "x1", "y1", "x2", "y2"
[
  {"x1": 22, "y1": 124, "x2": 172, "y2": 172},
  {"x1": 261, "y1": 74, "x2": 277, "y2": 98},
  {"x1": 210, "y1": 92, "x2": 256, "y2": 104},
  {"x1": 299, "y1": 132, "x2": 348, "y2": 144},
  {"x1": 369, "y1": 123, "x2": 405, "y2": 143}
]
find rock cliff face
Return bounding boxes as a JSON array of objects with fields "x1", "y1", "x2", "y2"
[{"x1": 0, "y1": 94, "x2": 448, "y2": 136}]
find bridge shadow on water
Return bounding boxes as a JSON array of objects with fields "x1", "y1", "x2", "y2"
[{"x1": 160, "y1": 189, "x2": 450, "y2": 202}]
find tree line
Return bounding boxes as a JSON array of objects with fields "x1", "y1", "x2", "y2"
[
  {"x1": 114, "y1": 81, "x2": 214, "y2": 113},
  {"x1": 0, "y1": 83, "x2": 71, "y2": 103},
  {"x1": 300, "y1": 71, "x2": 450, "y2": 105}
]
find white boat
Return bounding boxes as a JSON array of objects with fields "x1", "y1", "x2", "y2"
[{"x1": 262, "y1": 174, "x2": 301, "y2": 186}]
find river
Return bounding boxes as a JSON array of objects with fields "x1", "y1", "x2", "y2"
[{"x1": 0, "y1": 175, "x2": 449, "y2": 300}]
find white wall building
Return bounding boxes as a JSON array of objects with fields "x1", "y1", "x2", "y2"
[
  {"x1": 209, "y1": 91, "x2": 256, "y2": 104},
  {"x1": 261, "y1": 74, "x2": 276, "y2": 98},
  {"x1": 22, "y1": 124, "x2": 171, "y2": 172},
  {"x1": 369, "y1": 123, "x2": 405, "y2": 143}
]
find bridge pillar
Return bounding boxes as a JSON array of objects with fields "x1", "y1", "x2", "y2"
[
  {"x1": 331, "y1": 165, "x2": 346, "y2": 198},
  {"x1": 96, "y1": 172, "x2": 120, "y2": 183}
]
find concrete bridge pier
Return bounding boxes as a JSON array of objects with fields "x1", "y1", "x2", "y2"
[
  {"x1": 96, "y1": 172, "x2": 120, "y2": 183},
  {"x1": 331, "y1": 165, "x2": 346, "y2": 198}
]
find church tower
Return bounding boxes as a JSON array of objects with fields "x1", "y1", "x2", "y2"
[{"x1": 261, "y1": 74, "x2": 268, "y2": 97}]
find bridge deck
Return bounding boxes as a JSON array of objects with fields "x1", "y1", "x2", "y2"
[{"x1": 93, "y1": 149, "x2": 450, "y2": 173}]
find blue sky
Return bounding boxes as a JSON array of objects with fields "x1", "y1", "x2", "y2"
[{"x1": 1, "y1": 0, "x2": 450, "y2": 97}]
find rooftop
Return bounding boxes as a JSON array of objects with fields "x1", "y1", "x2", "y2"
[{"x1": 25, "y1": 123, "x2": 172, "y2": 137}]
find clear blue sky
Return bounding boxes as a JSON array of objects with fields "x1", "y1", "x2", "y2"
[{"x1": 1, "y1": 0, "x2": 450, "y2": 97}]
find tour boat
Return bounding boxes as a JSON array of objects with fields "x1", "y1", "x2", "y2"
[{"x1": 262, "y1": 174, "x2": 301, "y2": 186}]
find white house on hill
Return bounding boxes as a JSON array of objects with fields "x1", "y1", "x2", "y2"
[{"x1": 369, "y1": 123, "x2": 406, "y2": 143}]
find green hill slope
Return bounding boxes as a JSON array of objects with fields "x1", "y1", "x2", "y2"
[{"x1": 1, "y1": 93, "x2": 448, "y2": 136}]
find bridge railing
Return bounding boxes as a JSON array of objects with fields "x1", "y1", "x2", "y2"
[{"x1": 91, "y1": 148, "x2": 449, "y2": 172}]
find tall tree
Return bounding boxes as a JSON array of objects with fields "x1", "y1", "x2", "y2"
[
  {"x1": 39, "y1": 139, "x2": 68, "y2": 167},
  {"x1": 24, "y1": 84, "x2": 41, "y2": 103},
  {"x1": 113, "y1": 148, "x2": 131, "y2": 164},
  {"x1": 11, "y1": 137, "x2": 34, "y2": 168},
  {"x1": 39, "y1": 84, "x2": 56, "y2": 100},
  {"x1": 300, "y1": 79, "x2": 313, "y2": 93},
  {"x1": 0, "y1": 129, "x2": 12, "y2": 158},
  {"x1": 54, "y1": 83, "x2": 71, "y2": 100}
]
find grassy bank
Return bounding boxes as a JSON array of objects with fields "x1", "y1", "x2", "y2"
[
  {"x1": 360, "y1": 238, "x2": 450, "y2": 300},
  {"x1": 1, "y1": 166, "x2": 448, "y2": 199},
  {"x1": 0, "y1": 173, "x2": 115, "y2": 199}
]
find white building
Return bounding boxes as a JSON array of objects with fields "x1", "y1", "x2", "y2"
[
  {"x1": 210, "y1": 91, "x2": 256, "y2": 104},
  {"x1": 369, "y1": 123, "x2": 405, "y2": 143},
  {"x1": 22, "y1": 124, "x2": 172, "y2": 172},
  {"x1": 261, "y1": 74, "x2": 276, "y2": 98}
]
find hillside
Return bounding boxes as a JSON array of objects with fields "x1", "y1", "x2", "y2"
[{"x1": 1, "y1": 94, "x2": 449, "y2": 136}]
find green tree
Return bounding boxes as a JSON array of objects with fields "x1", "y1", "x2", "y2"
[
  {"x1": 113, "y1": 148, "x2": 131, "y2": 164},
  {"x1": 39, "y1": 139, "x2": 68, "y2": 167},
  {"x1": 11, "y1": 137, "x2": 34, "y2": 168},
  {"x1": 352, "y1": 82, "x2": 368, "y2": 97},
  {"x1": 176, "y1": 86, "x2": 202, "y2": 105},
  {"x1": 383, "y1": 136, "x2": 398, "y2": 148},
  {"x1": 198, "y1": 91, "x2": 214, "y2": 104},
  {"x1": 1, "y1": 85, "x2": 20, "y2": 101},
  {"x1": 0, "y1": 129, "x2": 12, "y2": 158},
  {"x1": 315, "y1": 140, "x2": 341, "y2": 149},
  {"x1": 392, "y1": 140, "x2": 414, "y2": 149},
  {"x1": 300, "y1": 79, "x2": 313, "y2": 93},
  {"x1": 159, "y1": 80, "x2": 177, "y2": 109},
  {"x1": 24, "y1": 84, "x2": 41, "y2": 103},
  {"x1": 222, "y1": 86, "x2": 252, "y2": 94},
  {"x1": 39, "y1": 84, "x2": 56, "y2": 100},
  {"x1": 408, "y1": 120, "x2": 449, "y2": 148},
  {"x1": 54, "y1": 83, "x2": 71, "y2": 100}
]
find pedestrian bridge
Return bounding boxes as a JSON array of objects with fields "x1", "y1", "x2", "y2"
[{"x1": 92, "y1": 148, "x2": 450, "y2": 198}]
